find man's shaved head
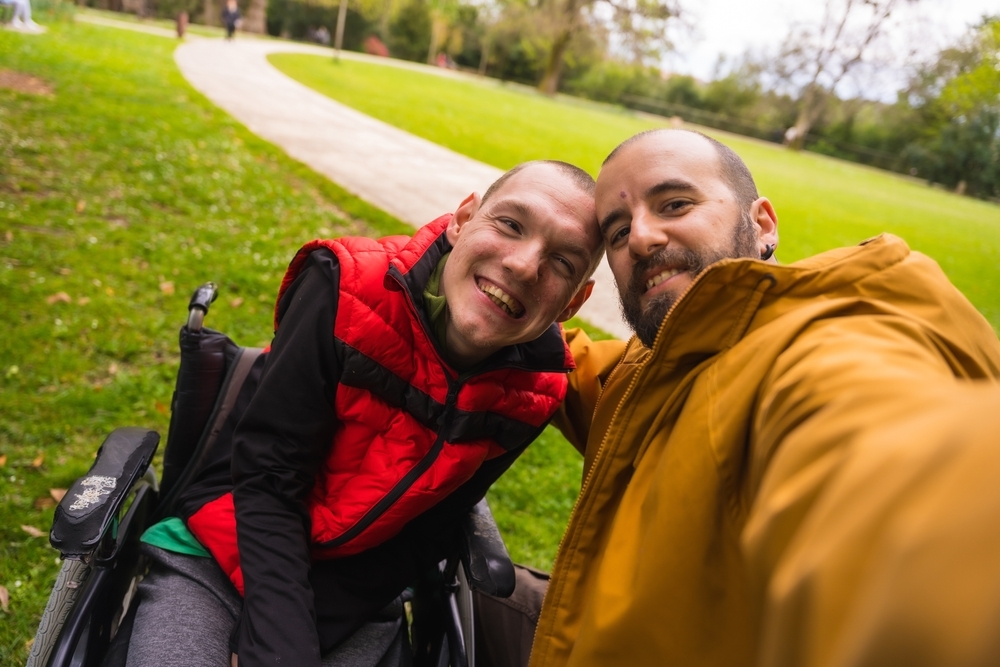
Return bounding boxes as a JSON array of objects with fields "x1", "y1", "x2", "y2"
[
  {"x1": 483, "y1": 160, "x2": 596, "y2": 204},
  {"x1": 604, "y1": 129, "x2": 759, "y2": 212}
]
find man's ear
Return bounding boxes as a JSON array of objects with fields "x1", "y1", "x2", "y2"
[
  {"x1": 447, "y1": 192, "x2": 481, "y2": 245},
  {"x1": 749, "y1": 197, "x2": 778, "y2": 256},
  {"x1": 557, "y1": 279, "x2": 594, "y2": 322}
]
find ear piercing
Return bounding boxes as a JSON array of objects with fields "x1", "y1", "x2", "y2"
[{"x1": 761, "y1": 244, "x2": 775, "y2": 261}]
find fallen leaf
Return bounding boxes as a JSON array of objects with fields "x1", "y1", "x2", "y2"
[
  {"x1": 0, "y1": 455, "x2": 6, "y2": 467},
  {"x1": 229, "y1": 297, "x2": 244, "y2": 308},
  {"x1": 105, "y1": 287, "x2": 114, "y2": 296},
  {"x1": 4, "y1": 231, "x2": 11, "y2": 243},
  {"x1": 0, "y1": 585, "x2": 8, "y2": 612},
  {"x1": 21, "y1": 525, "x2": 45, "y2": 538},
  {"x1": 33, "y1": 497, "x2": 56, "y2": 510},
  {"x1": 75, "y1": 200, "x2": 86, "y2": 213},
  {"x1": 93, "y1": 384, "x2": 103, "y2": 392},
  {"x1": 77, "y1": 297, "x2": 91, "y2": 305},
  {"x1": 108, "y1": 362, "x2": 119, "y2": 375},
  {"x1": 31, "y1": 453, "x2": 44, "y2": 468},
  {"x1": 46, "y1": 292, "x2": 71, "y2": 305},
  {"x1": 50, "y1": 488, "x2": 66, "y2": 502},
  {"x1": 24, "y1": 638, "x2": 34, "y2": 649},
  {"x1": 159, "y1": 281, "x2": 174, "y2": 295},
  {"x1": 154, "y1": 400, "x2": 169, "y2": 415},
  {"x1": 58, "y1": 267, "x2": 71, "y2": 275}
]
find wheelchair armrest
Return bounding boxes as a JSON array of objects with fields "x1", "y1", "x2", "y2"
[
  {"x1": 459, "y1": 499, "x2": 515, "y2": 598},
  {"x1": 50, "y1": 428, "x2": 160, "y2": 558}
]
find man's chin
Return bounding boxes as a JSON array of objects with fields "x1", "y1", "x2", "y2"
[{"x1": 623, "y1": 293, "x2": 675, "y2": 348}]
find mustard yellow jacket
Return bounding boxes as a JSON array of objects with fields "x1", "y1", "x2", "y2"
[{"x1": 533, "y1": 235, "x2": 1000, "y2": 667}]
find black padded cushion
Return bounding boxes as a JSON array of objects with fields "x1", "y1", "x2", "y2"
[
  {"x1": 460, "y1": 499, "x2": 516, "y2": 598},
  {"x1": 50, "y1": 428, "x2": 160, "y2": 558}
]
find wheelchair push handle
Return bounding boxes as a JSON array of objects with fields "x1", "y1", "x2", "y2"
[{"x1": 186, "y1": 282, "x2": 218, "y2": 332}]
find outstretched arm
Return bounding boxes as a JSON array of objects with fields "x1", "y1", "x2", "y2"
[{"x1": 745, "y1": 315, "x2": 1000, "y2": 667}]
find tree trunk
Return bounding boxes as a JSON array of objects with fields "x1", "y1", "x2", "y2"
[
  {"x1": 786, "y1": 85, "x2": 827, "y2": 150},
  {"x1": 243, "y1": 0, "x2": 267, "y2": 34},
  {"x1": 478, "y1": 36, "x2": 492, "y2": 76},
  {"x1": 538, "y1": 27, "x2": 572, "y2": 95},
  {"x1": 203, "y1": 0, "x2": 218, "y2": 26},
  {"x1": 334, "y1": 0, "x2": 348, "y2": 57}
]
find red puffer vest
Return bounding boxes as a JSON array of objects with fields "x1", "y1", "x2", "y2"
[{"x1": 189, "y1": 216, "x2": 573, "y2": 594}]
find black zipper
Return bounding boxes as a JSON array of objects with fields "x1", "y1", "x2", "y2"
[{"x1": 318, "y1": 381, "x2": 461, "y2": 550}]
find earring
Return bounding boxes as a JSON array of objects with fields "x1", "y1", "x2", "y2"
[{"x1": 761, "y1": 244, "x2": 775, "y2": 261}]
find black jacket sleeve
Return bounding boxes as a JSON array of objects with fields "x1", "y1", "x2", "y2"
[{"x1": 230, "y1": 250, "x2": 340, "y2": 667}]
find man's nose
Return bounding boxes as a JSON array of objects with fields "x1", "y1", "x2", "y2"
[
  {"x1": 503, "y1": 245, "x2": 543, "y2": 284},
  {"x1": 629, "y1": 210, "x2": 668, "y2": 259}
]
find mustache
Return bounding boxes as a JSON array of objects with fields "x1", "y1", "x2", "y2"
[{"x1": 627, "y1": 247, "x2": 702, "y2": 295}]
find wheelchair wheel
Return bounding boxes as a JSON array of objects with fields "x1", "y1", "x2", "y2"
[{"x1": 26, "y1": 557, "x2": 91, "y2": 667}]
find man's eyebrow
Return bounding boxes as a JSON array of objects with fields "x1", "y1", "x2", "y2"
[
  {"x1": 645, "y1": 179, "x2": 699, "y2": 199},
  {"x1": 489, "y1": 198, "x2": 534, "y2": 221},
  {"x1": 599, "y1": 209, "x2": 627, "y2": 238}
]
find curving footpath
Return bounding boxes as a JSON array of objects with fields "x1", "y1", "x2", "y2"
[{"x1": 76, "y1": 14, "x2": 630, "y2": 338}]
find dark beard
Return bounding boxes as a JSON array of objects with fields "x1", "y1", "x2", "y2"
[{"x1": 620, "y1": 213, "x2": 760, "y2": 347}]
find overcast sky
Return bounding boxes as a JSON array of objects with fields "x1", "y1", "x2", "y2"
[{"x1": 664, "y1": 0, "x2": 997, "y2": 98}]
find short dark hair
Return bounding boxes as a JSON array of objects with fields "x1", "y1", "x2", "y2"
[
  {"x1": 603, "y1": 129, "x2": 759, "y2": 212},
  {"x1": 482, "y1": 160, "x2": 595, "y2": 204}
]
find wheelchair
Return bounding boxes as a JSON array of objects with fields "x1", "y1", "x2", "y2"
[{"x1": 27, "y1": 282, "x2": 516, "y2": 667}]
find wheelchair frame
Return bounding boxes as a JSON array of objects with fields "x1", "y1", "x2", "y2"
[{"x1": 28, "y1": 283, "x2": 515, "y2": 667}]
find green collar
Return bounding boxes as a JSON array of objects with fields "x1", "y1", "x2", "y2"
[{"x1": 423, "y1": 252, "x2": 450, "y2": 350}]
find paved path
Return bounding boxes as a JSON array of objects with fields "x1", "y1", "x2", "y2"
[{"x1": 76, "y1": 14, "x2": 630, "y2": 338}]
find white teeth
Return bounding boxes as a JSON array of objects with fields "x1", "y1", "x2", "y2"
[
  {"x1": 479, "y1": 282, "x2": 524, "y2": 317},
  {"x1": 646, "y1": 269, "x2": 682, "y2": 291}
]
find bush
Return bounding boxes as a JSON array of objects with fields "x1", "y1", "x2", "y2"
[
  {"x1": 265, "y1": 0, "x2": 372, "y2": 47},
  {"x1": 386, "y1": 0, "x2": 431, "y2": 62}
]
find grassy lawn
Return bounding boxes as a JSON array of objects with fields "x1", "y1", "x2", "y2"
[
  {"x1": 0, "y1": 20, "x2": 591, "y2": 665},
  {"x1": 270, "y1": 54, "x2": 1000, "y2": 330}
]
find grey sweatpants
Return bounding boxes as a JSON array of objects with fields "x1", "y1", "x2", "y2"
[
  {"x1": 122, "y1": 546, "x2": 546, "y2": 667},
  {"x1": 124, "y1": 546, "x2": 409, "y2": 667}
]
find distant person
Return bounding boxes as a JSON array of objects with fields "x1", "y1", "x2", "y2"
[
  {"x1": 525, "y1": 129, "x2": 1000, "y2": 667},
  {"x1": 221, "y1": 0, "x2": 240, "y2": 40},
  {"x1": 4, "y1": 0, "x2": 43, "y2": 32},
  {"x1": 315, "y1": 25, "x2": 330, "y2": 45}
]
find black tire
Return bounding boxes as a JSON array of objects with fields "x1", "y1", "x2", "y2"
[{"x1": 26, "y1": 558, "x2": 91, "y2": 667}]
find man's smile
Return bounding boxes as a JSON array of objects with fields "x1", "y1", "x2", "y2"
[
  {"x1": 645, "y1": 267, "x2": 684, "y2": 292},
  {"x1": 477, "y1": 279, "x2": 525, "y2": 318}
]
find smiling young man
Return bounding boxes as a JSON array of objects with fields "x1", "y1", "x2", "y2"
[
  {"x1": 530, "y1": 130, "x2": 1000, "y2": 667},
  {"x1": 123, "y1": 160, "x2": 604, "y2": 667}
]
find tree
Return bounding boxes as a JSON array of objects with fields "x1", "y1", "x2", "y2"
[
  {"x1": 774, "y1": 0, "x2": 917, "y2": 150},
  {"x1": 904, "y1": 17, "x2": 1000, "y2": 198},
  {"x1": 536, "y1": 0, "x2": 680, "y2": 95}
]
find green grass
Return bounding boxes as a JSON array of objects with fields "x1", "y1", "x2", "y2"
[{"x1": 270, "y1": 53, "x2": 1000, "y2": 330}]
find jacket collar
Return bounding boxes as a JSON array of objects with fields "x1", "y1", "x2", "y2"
[{"x1": 633, "y1": 234, "x2": 912, "y2": 366}]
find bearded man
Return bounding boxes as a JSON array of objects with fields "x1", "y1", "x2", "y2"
[{"x1": 527, "y1": 129, "x2": 1000, "y2": 667}]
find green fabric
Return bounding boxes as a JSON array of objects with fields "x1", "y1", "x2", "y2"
[
  {"x1": 140, "y1": 516, "x2": 210, "y2": 557},
  {"x1": 423, "y1": 252, "x2": 450, "y2": 349}
]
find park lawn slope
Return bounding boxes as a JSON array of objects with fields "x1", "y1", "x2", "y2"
[
  {"x1": 270, "y1": 53, "x2": 1000, "y2": 330},
  {"x1": 0, "y1": 22, "x2": 585, "y2": 665}
]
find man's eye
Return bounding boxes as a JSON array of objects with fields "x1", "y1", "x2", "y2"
[
  {"x1": 608, "y1": 226, "x2": 629, "y2": 247},
  {"x1": 500, "y1": 218, "x2": 521, "y2": 233},
  {"x1": 554, "y1": 256, "x2": 576, "y2": 277},
  {"x1": 662, "y1": 200, "x2": 691, "y2": 214}
]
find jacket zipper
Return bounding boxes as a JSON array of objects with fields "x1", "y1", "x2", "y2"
[
  {"x1": 320, "y1": 381, "x2": 462, "y2": 549},
  {"x1": 531, "y1": 271, "x2": 707, "y2": 665}
]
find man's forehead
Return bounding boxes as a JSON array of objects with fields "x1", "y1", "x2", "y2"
[{"x1": 603, "y1": 132, "x2": 721, "y2": 184}]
